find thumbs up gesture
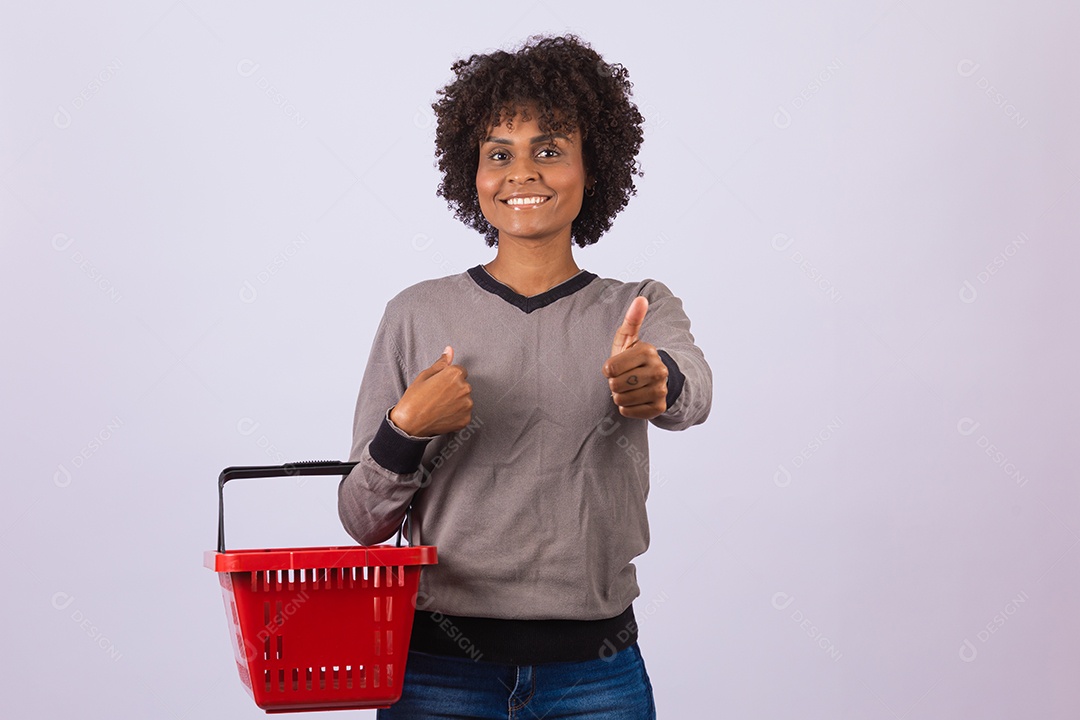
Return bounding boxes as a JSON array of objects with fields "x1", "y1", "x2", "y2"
[
  {"x1": 390, "y1": 346, "x2": 473, "y2": 437},
  {"x1": 603, "y1": 297, "x2": 669, "y2": 420}
]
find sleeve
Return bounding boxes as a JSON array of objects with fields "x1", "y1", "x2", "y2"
[
  {"x1": 639, "y1": 279, "x2": 713, "y2": 431},
  {"x1": 337, "y1": 303, "x2": 435, "y2": 545}
]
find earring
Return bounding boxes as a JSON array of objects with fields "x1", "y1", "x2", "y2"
[{"x1": 585, "y1": 185, "x2": 596, "y2": 197}]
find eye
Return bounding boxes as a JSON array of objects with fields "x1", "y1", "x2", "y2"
[
  {"x1": 537, "y1": 145, "x2": 560, "y2": 158},
  {"x1": 486, "y1": 149, "x2": 509, "y2": 162}
]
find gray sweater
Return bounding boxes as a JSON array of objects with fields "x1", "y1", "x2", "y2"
[{"x1": 338, "y1": 265, "x2": 712, "y2": 621}]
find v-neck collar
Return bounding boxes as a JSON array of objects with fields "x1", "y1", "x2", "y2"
[{"x1": 467, "y1": 265, "x2": 598, "y2": 314}]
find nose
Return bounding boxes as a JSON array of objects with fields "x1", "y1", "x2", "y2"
[{"x1": 507, "y1": 154, "x2": 538, "y2": 184}]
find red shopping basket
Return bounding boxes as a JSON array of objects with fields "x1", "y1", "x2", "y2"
[{"x1": 204, "y1": 461, "x2": 437, "y2": 713}]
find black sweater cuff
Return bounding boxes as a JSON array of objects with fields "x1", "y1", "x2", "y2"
[
  {"x1": 368, "y1": 414, "x2": 432, "y2": 474},
  {"x1": 657, "y1": 350, "x2": 685, "y2": 409}
]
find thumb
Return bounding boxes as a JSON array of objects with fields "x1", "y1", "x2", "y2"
[
  {"x1": 419, "y1": 345, "x2": 453, "y2": 379},
  {"x1": 610, "y1": 297, "x2": 649, "y2": 357}
]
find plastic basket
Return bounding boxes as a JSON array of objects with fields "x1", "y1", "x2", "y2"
[{"x1": 204, "y1": 461, "x2": 437, "y2": 713}]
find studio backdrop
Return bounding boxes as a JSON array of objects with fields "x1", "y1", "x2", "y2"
[{"x1": 2, "y1": 2, "x2": 1077, "y2": 718}]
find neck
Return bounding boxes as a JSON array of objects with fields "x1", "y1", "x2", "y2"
[{"x1": 484, "y1": 234, "x2": 580, "y2": 297}]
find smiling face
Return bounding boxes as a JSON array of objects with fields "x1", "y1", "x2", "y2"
[{"x1": 476, "y1": 106, "x2": 590, "y2": 247}]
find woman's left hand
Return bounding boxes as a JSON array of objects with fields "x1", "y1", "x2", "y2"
[
  {"x1": 603, "y1": 341, "x2": 669, "y2": 419},
  {"x1": 603, "y1": 297, "x2": 668, "y2": 420}
]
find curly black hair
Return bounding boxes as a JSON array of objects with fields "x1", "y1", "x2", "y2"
[{"x1": 432, "y1": 34, "x2": 645, "y2": 248}]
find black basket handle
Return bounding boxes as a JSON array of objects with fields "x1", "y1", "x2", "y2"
[{"x1": 216, "y1": 460, "x2": 358, "y2": 553}]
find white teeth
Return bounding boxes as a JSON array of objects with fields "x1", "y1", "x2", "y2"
[{"x1": 506, "y1": 196, "x2": 548, "y2": 206}]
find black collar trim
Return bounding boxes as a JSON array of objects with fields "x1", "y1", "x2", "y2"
[{"x1": 467, "y1": 265, "x2": 597, "y2": 314}]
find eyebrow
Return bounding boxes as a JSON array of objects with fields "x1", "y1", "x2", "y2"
[{"x1": 483, "y1": 132, "x2": 571, "y2": 146}]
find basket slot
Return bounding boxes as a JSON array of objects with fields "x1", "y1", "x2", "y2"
[
  {"x1": 275, "y1": 602, "x2": 284, "y2": 659},
  {"x1": 386, "y1": 629, "x2": 394, "y2": 656},
  {"x1": 263, "y1": 602, "x2": 271, "y2": 659},
  {"x1": 373, "y1": 627, "x2": 381, "y2": 656},
  {"x1": 387, "y1": 662, "x2": 394, "y2": 688}
]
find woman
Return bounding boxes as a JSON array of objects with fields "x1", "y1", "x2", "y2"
[{"x1": 339, "y1": 34, "x2": 712, "y2": 719}]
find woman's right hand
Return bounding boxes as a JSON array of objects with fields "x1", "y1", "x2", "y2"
[{"x1": 389, "y1": 346, "x2": 473, "y2": 437}]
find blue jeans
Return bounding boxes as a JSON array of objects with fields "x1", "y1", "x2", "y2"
[{"x1": 377, "y1": 643, "x2": 657, "y2": 719}]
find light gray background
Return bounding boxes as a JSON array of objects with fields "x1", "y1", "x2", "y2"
[{"x1": 3, "y1": 1, "x2": 1077, "y2": 718}]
